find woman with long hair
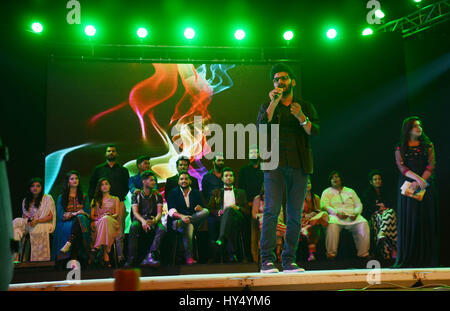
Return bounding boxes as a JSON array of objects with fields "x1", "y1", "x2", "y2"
[
  {"x1": 361, "y1": 170, "x2": 397, "y2": 260},
  {"x1": 393, "y1": 116, "x2": 438, "y2": 268},
  {"x1": 53, "y1": 170, "x2": 91, "y2": 266},
  {"x1": 91, "y1": 178, "x2": 120, "y2": 268},
  {"x1": 12, "y1": 178, "x2": 56, "y2": 262}
]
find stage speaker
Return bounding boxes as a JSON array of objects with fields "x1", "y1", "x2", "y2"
[{"x1": 0, "y1": 138, "x2": 14, "y2": 290}]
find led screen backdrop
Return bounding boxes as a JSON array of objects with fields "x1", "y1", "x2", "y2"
[{"x1": 45, "y1": 61, "x2": 301, "y2": 229}]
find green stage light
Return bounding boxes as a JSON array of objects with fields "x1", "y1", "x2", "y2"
[
  {"x1": 326, "y1": 28, "x2": 337, "y2": 39},
  {"x1": 414, "y1": 0, "x2": 422, "y2": 3},
  {"x1": 283, "y1": 31, "x2": 294, "y2": 41},
  {"x1": 31, "y1": 22, "x2": 43, "y2": 33},
  {"x1": 184, "y1": 27, "x2": 195, "y2": 39},
  {"x1": 234, "y1": 29, "x2": 245, "y2": 40},
  {"x1": 375, "y1": 9, "x2": 385, "y2": 19},
  {"x1": 362, "y1": 28, "x2": 373, "y2": 36},
  {"x1": 84, "y1": 25, "x2": 96, "y2": 37},
  {"x1": 137, "y1": 27, "x2": 148, "y2": 38}
]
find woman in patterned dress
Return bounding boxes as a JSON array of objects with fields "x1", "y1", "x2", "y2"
[
  {"x1": 361, "y1": 170, "x2": 397, "y2": 260},
  {"x1": 12, "y1": 178, "x2": 56, "y2": 262},
  {"x1": 91, "y1": 178, "x2": 120, "y2": 267},
  {"x1": 53, "y1": 170, "x2": 91, "y2": 266},
  {"x1": 300, "y1": 178, "x2": 328, "y2": 262}
]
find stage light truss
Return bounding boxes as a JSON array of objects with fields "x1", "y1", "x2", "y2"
[
  {"x1": 375, "y1": 0, "x2": 450, "y2": 38},
  {"x1": 48, "y1": 43, "x2": 303, "y2": 64}
]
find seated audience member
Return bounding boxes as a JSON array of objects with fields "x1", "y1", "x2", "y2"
[
  {"x1": 208, "y1": 167, "x2": 249, "y2": 263},
  {"x1": 128, "y1": 156, "x2": 151, "y2": 195},
  {"x1": 301, "y1": 178, "x2": 328, "y2": 262},
  {"x1": 252, "y1": 185, "x2": 286, "y2": 263},
  {"x1": 361, "y1": 170, "x2": 397, "y2": 259},
  {"x1": 13, "y1": 177, "x2": 56, "y2": 262},
  {"x1": 125, "y1": 171, "x2": 165, "y2": 267},
  {"x1": 321, "y1": 171, "x2": 370, "y2": 259},
  {"x1": 201, "y1": 153, "x2": 225, "y2": 204},
  {"x1": 164, "y1": 156, "x2": 199, "y2": 200},
  {"x1": 90, "y1": 178, "x2": 120, "y2": 268},
  {"x1": 238, "y1": 145, "x2": 264, "y2": 262},
  {"x1": 53, "y1": 171, "x2": 91, "y2": 266},
  {"x1": 167, "y1": 171, "x2": 209, "y2": 265}
]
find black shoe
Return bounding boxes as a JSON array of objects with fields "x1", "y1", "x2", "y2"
[
  {"x1": 227, "y1": 254, "x2": 238, "y2": 263},
  {"x1": 282, "y1": 262, "x2": 305, "y2": 273},
  {"x1": 260, "y1": 261, "x2": 279, "y2": 273},
  {"x1": 123, "y1": 260, "x2": 135, "y2": 269},
  {"x1": 141, "y1": 253, "x2": 160, "y2": 267}
]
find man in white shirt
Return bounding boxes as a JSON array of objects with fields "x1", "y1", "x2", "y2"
[
  {"x1": 166, "y1": 172, "x2": 209, "y2": 265},
  {"x1": 321, "y1": 171, "x2": 370, "y2": 259}
]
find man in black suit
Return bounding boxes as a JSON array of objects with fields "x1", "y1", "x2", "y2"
[
  {"x1": 164, "y1": 156, "x2": 199, "y2": 201},
  {"x1": 208, "y1": 167, "x2": 249, "y2": 262},
  {"x1": 166, "y1": 171, "x2": 209, "y2": 265}
]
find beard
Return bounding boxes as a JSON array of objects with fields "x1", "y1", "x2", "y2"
[
  {"x1": 180, "y1": 183, "x2": 190, "y2": 190},
  {"x1": 250, "y1": 158, "x2": 260, "y2": 166},
  {"x1": 281, "y1": 83, "x2": 293, "y2": 97},
  {"x1": 214, "y1": 163, "x2": 224, "y2": 172},
  {"x1": 106, "y1": 155, "x2": 116, "y2": 162}
]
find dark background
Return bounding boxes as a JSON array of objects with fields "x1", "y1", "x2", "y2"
[{"x1": 1, "y1": 0, "x2": 449, "y2": 265}]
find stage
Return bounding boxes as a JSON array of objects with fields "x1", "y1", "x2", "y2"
[{"x1": 8, "y1": 260, "x2": 450, "y2": 291}]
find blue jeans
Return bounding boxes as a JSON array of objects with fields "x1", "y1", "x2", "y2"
[{"x1": 260, "y1": 166, "x2": 308, "y2": 266}]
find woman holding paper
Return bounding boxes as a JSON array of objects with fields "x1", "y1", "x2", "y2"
[{"x1": 393, "y1": 116, "x2": 438, "y2": 268}]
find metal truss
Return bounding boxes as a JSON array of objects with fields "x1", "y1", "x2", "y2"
[{"x1": 376, "y1": 0, "x2": 450, "y2": 38}]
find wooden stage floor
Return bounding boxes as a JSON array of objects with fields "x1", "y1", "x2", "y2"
[{"x1": 8, "y1": 260, "x2": 450, "y2": 291}]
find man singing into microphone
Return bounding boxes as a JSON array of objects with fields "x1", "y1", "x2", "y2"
[{"x1": 257, "y1": 63, "x2": 319, "y2": 273}]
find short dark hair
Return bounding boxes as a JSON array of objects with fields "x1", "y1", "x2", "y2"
[
  {"x1": 328, "y1": 170, "x2": 343, "y2": 184},
  {"x1": 141, "y1": 170, "x2": 156, "y2": 181},
  {"x1": 106, "y1": 144, "x2": 118, "y2": 151},
  {"x1": 136, "y1": 156, "x2": 150, "y2": 167},
  {"x1": 213, "y1": 152, "x2": 225, "y2": 162},
  {"x1": 221, "y1": 167, "x2": 234, "y2": 176},
  {"x1": 270, "y1": 63, "x2": 296, "y2": 80},
  {"x1": 178, "y1": 170, "x2": 191, "y2": 181},
  {"x1": 176, "y1": 156, "x2": 190, "y2": 167},
  {"x1": 368, "y1": 169, "x2": 382, "y2": 182}
]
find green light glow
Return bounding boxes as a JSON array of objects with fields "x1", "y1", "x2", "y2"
[
  {"x1": 234, "y1": 29, "x2": 246, "y2": 40},
  {"x1": 362, "y1": 28, "x2": 373, "y2": 36},
  {"x1": 137, "y1": 27, "x2": 148, "y2": 38},
  {"x1": 327, "y1": 28, "x2": 337, "y2": 39},
  {"x1": 31, "y1": 22, "x2": 43, "y2": 33},
  {"x1": 184, "y1": 27, "x2": 195, "y2": 39},
  {"x1": 84, "y1": 25, "x2": 96, "y2": 37},
  {"x1": 283, "y1": 31, "x2": 294, "y2": 41}
]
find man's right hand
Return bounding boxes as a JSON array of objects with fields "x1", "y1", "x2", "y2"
[
  {"x1": 141, "y1": 220, "x2": 149, "y2": 232},
  {"x1": 269, "y1": 88, "x2": 283, "y2": 102}
]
